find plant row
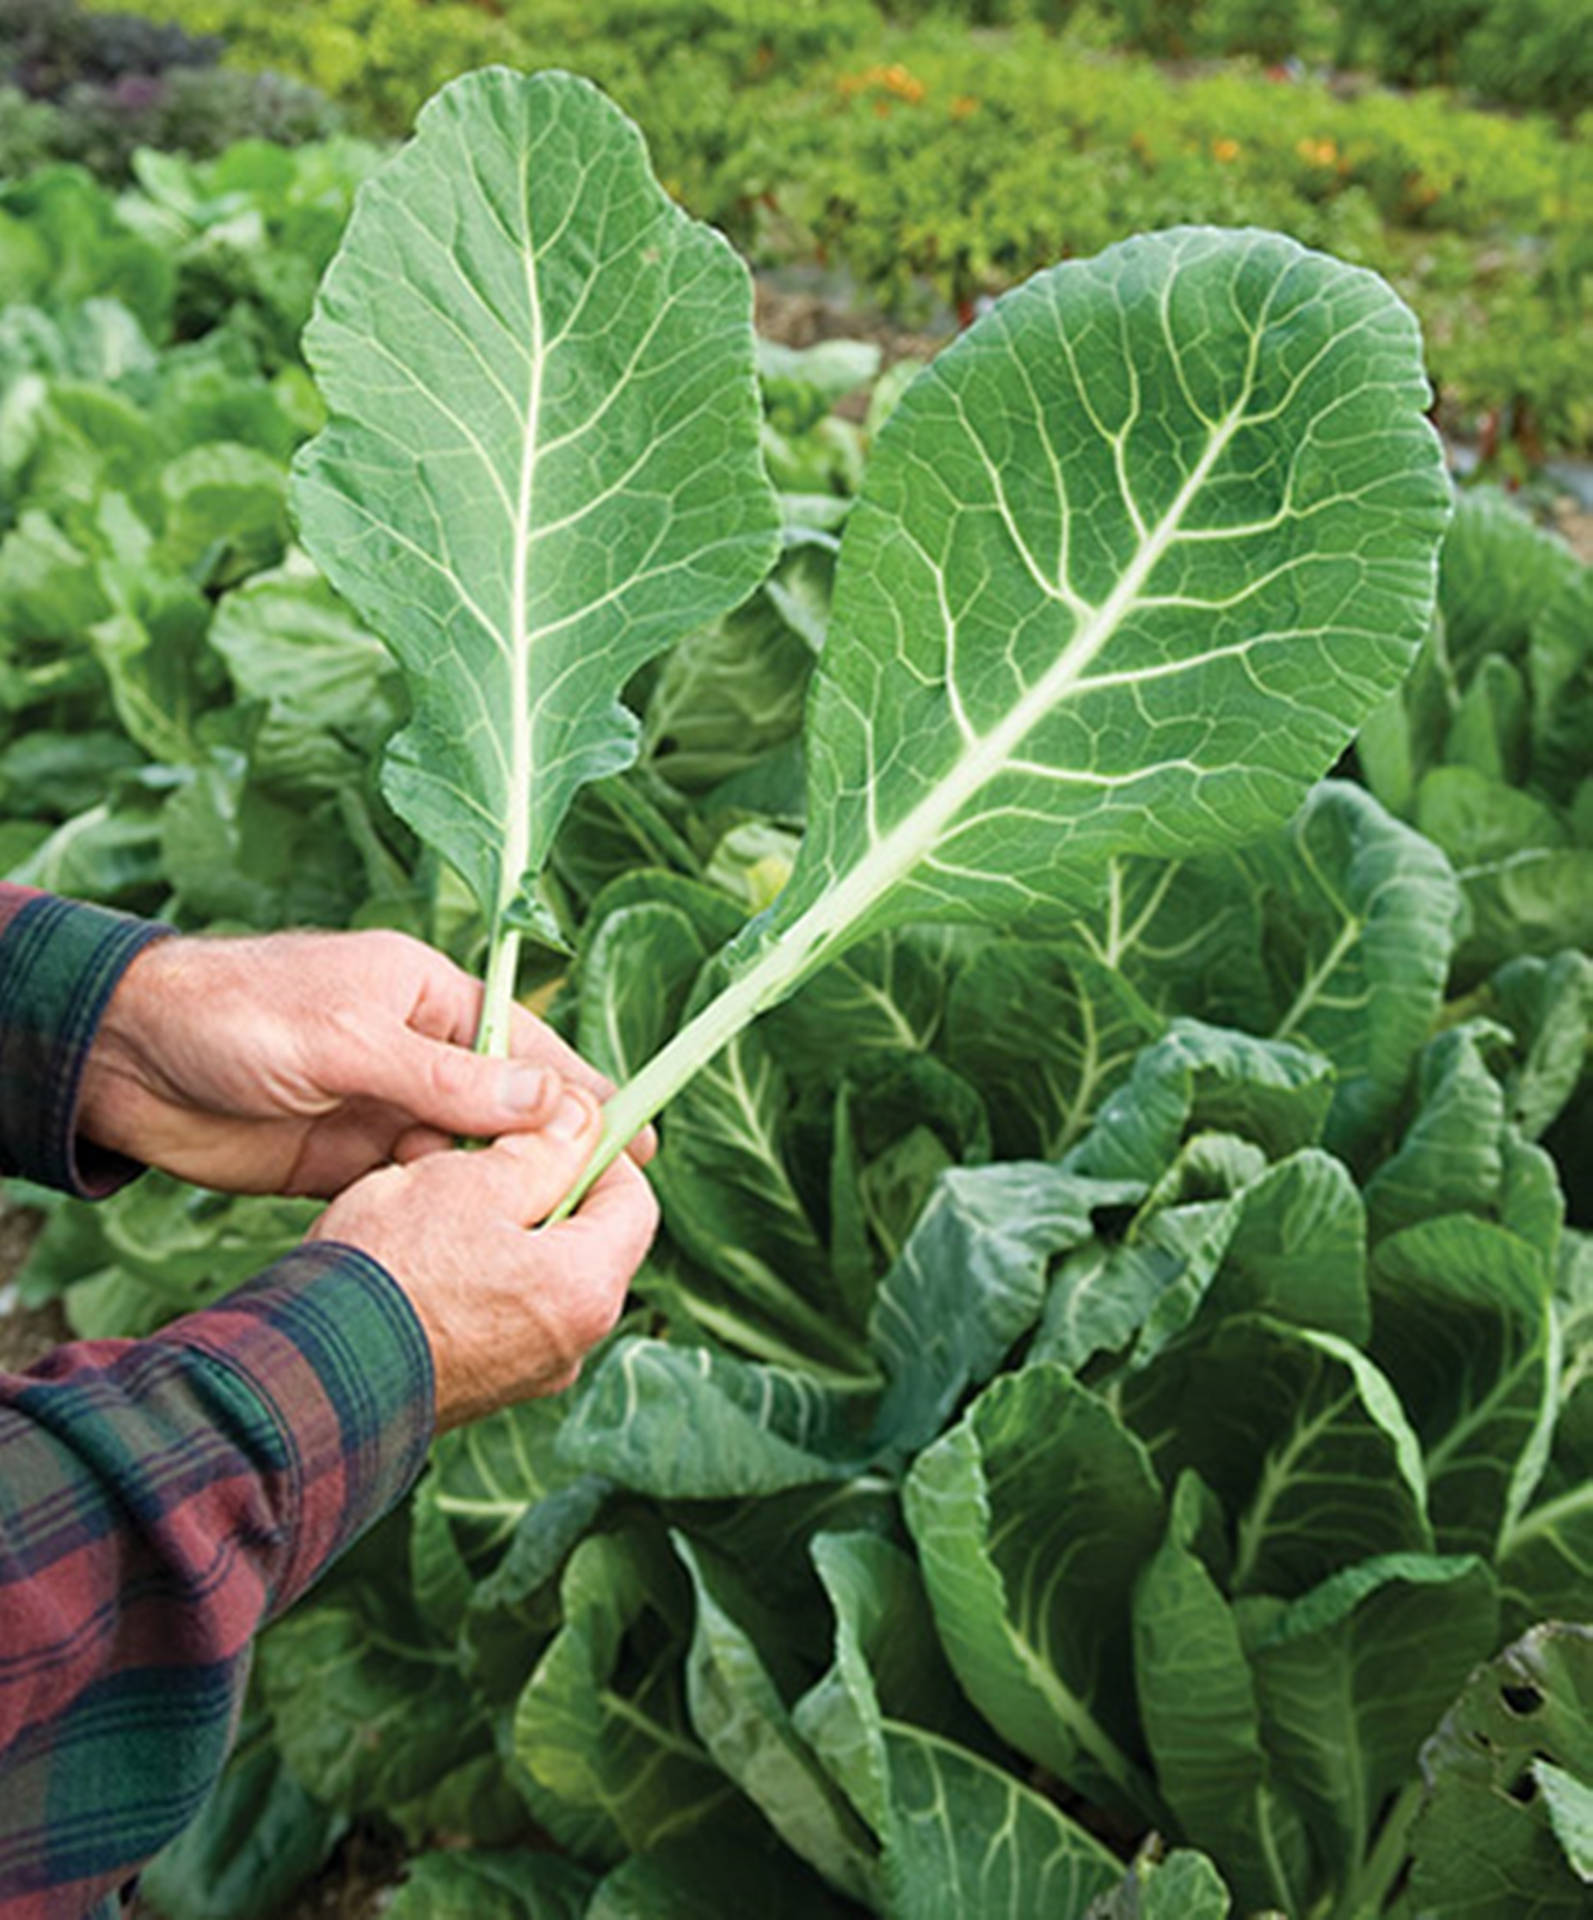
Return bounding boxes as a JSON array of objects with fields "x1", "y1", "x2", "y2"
[{"x1": 59, "y1": 0, "x2": 1593, "y2": 454}]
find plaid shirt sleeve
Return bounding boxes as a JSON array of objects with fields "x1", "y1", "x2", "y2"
[
  {"x1": 0, "y1": 889, "x2": 437, "y2": 1917},
  {"x1": 0, "y1": 885, "x2": 172, "y2": 1199}
]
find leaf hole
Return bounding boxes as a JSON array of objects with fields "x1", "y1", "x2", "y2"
[
  {"x1": 1501, "y1": 1683, "x2": 1544, "y2": 1716},
  {"x1": 1506, "y1": 1769, "x2": 1539, "y2": 1805}
]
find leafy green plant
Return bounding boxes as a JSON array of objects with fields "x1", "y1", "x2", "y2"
[
  {"x1": 5, "y1": 59, "x2": 1593, "y2": 1920},
  {"x1": 295, "y1": 67, "x2": 1451, "y2": 1193}
]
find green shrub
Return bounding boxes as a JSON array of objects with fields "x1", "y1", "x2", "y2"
[{"x1": 1459, "y1": 0, "x2": 1593, "y2": 118}]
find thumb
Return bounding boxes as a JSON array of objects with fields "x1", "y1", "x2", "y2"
[
  {"x1": 409, "y1": 1088, "x2": 605, "y2": 1226},
  {"x1": 359, "y1": 1027, "x2": 566, "y2": 1137}
]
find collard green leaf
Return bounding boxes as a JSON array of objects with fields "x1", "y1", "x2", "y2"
[
  {"x1": 386, "y1": 1849, "x2": 595, "y2": 1920},
  {"x1": 513, "y1": 1526, "x2": 752, "y2": 1865},
  {"x1": 294, "y1": 68, "x2": 780, "y2": 943},
  {"x1": 577, "y1": 901, "x2": 710, "y2": 1080},
  {"x1": 1244, "y1": 1554, "x2": 1499, "y2": 1883},
  {"x1": 1498, "y1": 1476, "x2": 1593, "y2": 1631},
  {"x1": 1242, "y1": 781, "x2": 1461, "y2": 1160},
  {"x1": 207, "y1": 560, "x2": 403, "y2": 791},
  {"x1": 1198, "y1": 1146, "x2": 1369, "y2": 1342},
  {"x1": 1536, "y1": 1763, "x2": 1593, "y2": 1883},
  {"x1": 1131, "y1": 1474, "x2": 1310, "y2": 1912},
  {"x1": 881, "y1": 1725, "x2": 1123, "y2": 1919},
  {"x1": 1370, "y1": 1215, "x2": 1556, "y2": 1557},
  {"x1": 904, "y1": 1364, "x2": 1165, "y2": 1820},
  {"x1": 869, "y1": 1163, "x2": 1142, "y2": 1454},
  {"x1": 1123, "y1": 1314, "x2": 1429, "y2": 1596},
  {"x1": 757, "y1": 228, "x2": 1449, "y2": 961},
  {"x1": 764, "y1": 927, "x2": 958, "y2": 1082},
  {"x1": 1364, "y1": 1020, "x2": 1510, "y2": 1241},
  {"x1": 257, "y1": 1595, "x2": 493, "y2": 1818},
  {"x1": 1447, "y1": 652, "x2": 1530, "y2": 786},
  {"x1": 649, "y1": 1015, "x2": 868, "y2": 1375},
  {"x1": 1439, "y1": 485, "x2": 1581, "y2": 676},
  {"x1": 792, "y1": 1532, "x2": 973, "y2": 1837},
  {"x1": 557, "y1": 1338, "x2": 871, "y2": 1499},
  {"x1": 1409, "y1": 1623, "x2": 1593, "y2": 1915},
  {"x1": 1084, "y1": 1851, "x2": 1233, "y2": 1920},
  {"x1": 141, "y1": 1716, "x2": 347, "y2": 1920},
  {"x1": 672, "y1": 1533, "x2": 881, "y2": 1906},
  {"x1": 1490, "y1": 951, "x2": 1593, "y2": 1143},
  {"x1": 1065, "y1": 1019, "x2": 1334, "y2": 1188},
  {"x1": 944, "y1": 938, "x2": 1164, "y2": 1158},
  {"x1": 1528, "y1": 564, "x2": 1593, "y2": 807},
  {"x1": 641, "y1": 573, "x2": 818, "y2": 796}
]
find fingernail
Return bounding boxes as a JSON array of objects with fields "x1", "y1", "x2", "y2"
[
  {"x1": 547, "y1": 1089, "x2": 596, "y2": 1140},
  {"x1": 503, "y1": 1064, "x2": 553, "y2": 1112}
]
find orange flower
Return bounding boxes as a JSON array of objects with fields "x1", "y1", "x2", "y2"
[
  {"x1": 1213, "y1": 137, "x2": 1240, "y2": 163},
  {"x1": 949, "y1": 93, "x2": 979, "y2": 118},
  {"x1": 883, "y1": 62, "x2": 926, "y2": 103}
]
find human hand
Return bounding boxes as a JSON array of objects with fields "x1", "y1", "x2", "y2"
[
  {"x1": 309, "y1": 1093, "x2": 660, "y2": 1426},
  {"x1": 76, "y1": 928, "x2": 655, "y2": 1197}
]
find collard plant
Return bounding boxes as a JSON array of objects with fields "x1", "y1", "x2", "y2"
[{"x1": 292, "y1": 65, "x2": 1453, "y2": 1190}]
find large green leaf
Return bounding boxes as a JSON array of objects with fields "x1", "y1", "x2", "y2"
[
  {"x1": 1131, "y1": 1474, "x2": 1310, "y2": 1912},
  {"x1": 293, "y1": 68, "x2": 779, "y2": 947},
  {"x1": 903, "y1": 1364, "x2": 1165, "y2": 1820},
  {"x1": 1408, "y1": 1623, "x2": 1593, "y2": 1914},
  {"x1": 1438, "y1": 485, "x2": 1581, "y2": 676},
  {"x1": 557, "y1": 1338, "x2": 872, "y2": 1499},
  {"x1": 761, "y1": 228, "x2": 1448, "y2": 957},
  {"x1": 1364, "y1": 1020, "x2": 1511, "y2": 1240},
  {"x1": 1242, "y1": 1553, "x2": 1499, "y2": 1880},
  {"x1": 868, "y1": 1163, "x2": 1142, "y2": 1453},
  {"x1": 672, "y1": 1533, "x2": 881, "y2": 1906},
  {"x1": 1370, "y1": 1215, "x2": 1556, "y2": 1557},
  {"x1": 944, "y1": 938, "x2": 1163, "y2": 1158},
  {"x1": 1122, "y1": 1314, "x2": 1430, "y2": 1595},
  {"x1": 1237, "y1": 781, "x2": 1461, "y2": 1159},
  {"x1": 880, "y1": 1725, "x2": 1123, "y2": 1919},
  {"x1": 513, "y1": 1526, "x2": 754, "y2": 1865},
  {"x1": 589, "y1": 227, "x2": 1449, "y2": 1180},
  {"x1": 1064, "y1": 1020, "x2": 1334, "y2": 1187},
  {"x1": 257, "y1": 1593, "x2": 494, "y2": 1819},
  {"x1": 792, "y1": 1533, "x2": 973, "y2": 1838}
]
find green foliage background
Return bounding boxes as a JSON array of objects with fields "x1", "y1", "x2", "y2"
[{"x1": 69, "y1": 0, "x2": 1593, "y2": 454}]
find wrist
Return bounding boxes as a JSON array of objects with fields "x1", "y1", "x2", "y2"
[{"x1": 76, "y1": 933, "x2": 185, "y2": 1153}]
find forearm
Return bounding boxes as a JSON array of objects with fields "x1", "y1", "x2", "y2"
[
  {"x1": 0, "y1": 1245, "x2": 433, "y2": 1918},
  {"x1": 0, "y1": 885, "x2": 170, "y2": 1197}
]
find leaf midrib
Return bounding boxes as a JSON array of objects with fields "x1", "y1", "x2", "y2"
[{"x1": 796, "y1": 388, "x2": 1255, "y2": 960}]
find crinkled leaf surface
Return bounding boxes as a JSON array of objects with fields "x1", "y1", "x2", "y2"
[
  {"x1": 293, "y1": 69, "x2": 779, "y2": 931},
  {"x1": 750, "y1": 226, "x2": 1448, "y2": 966}
]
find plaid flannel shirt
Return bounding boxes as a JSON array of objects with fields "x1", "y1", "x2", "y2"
[{"x1": 0, "y1": 887, "x2": 435, "y2": 1918}]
